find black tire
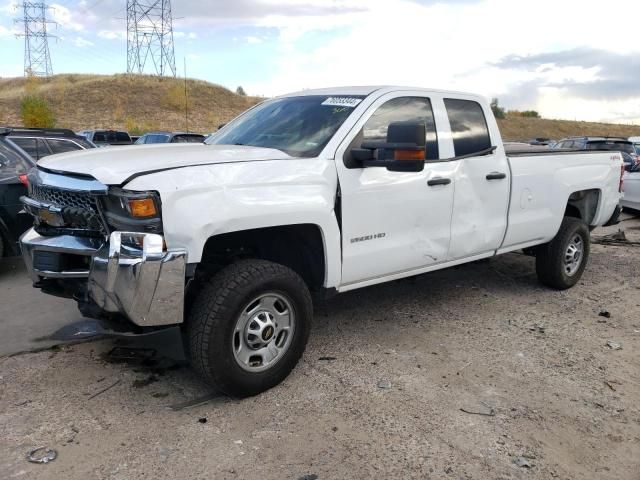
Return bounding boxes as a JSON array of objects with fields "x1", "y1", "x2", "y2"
[
  {"x1": 535, "y1": 216, "x2": 590, "y2": 290},
  {"x1": 187, "y1": 259, "x2": 313, "y2": 397}
]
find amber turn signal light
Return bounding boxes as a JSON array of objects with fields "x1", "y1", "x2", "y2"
[
  {"x1": 394, "y1": 149, "x2": 425, "y2": 161},
  {"x1": 128, "y1": 198, "x2": 157, "y2": 217}
]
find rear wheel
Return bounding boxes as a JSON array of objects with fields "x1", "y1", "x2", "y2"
[
  {"x1": 187, "y1": 259, "x2": 313, "y2": 397},
  {"x1": 535, "y1": 216, "x2": 590, "y2": 290}
]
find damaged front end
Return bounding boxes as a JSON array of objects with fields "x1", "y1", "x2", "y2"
[{"x1": 19, "y1": 168, "x2": 187, "y2": 328}]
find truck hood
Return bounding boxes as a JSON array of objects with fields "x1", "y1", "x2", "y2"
[{"x1": 37, "y1": 144, "x2": 292, "y2": 185}]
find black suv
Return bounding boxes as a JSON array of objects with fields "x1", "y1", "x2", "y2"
[
  {"x1": 6, "y1": 127, "x2": 96, "y2": 161},
  {"x1": 134, "y1": 131, "x2": 206, "y2": 144},
  {"x1": 0, "y1": 130, "x2": 36, "y2": 257},
  {"x1": 553, "y1": 136, "x2": 638, "y2": 162}
]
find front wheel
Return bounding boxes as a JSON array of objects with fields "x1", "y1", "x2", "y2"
[
  {"x1": 187, "y1": 259, "x2": 313, "y2": 397},
  {"x1": 535, "y1": 216, "x2": 590, "y2": 290}
]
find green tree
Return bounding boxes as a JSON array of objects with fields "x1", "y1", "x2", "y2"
[
  {"x1": 236, "y1": 86, "x2": 247, "y2": 96},
  {"x1": 21, "y1": 95, "x2": 55, "y2": 128}
]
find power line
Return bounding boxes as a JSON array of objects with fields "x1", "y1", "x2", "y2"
[
  {"x1": 15, "y1": 1, "x2": 57, "y2": 76},
  {"x1": 126, "y1": 0, "x2": 176, "y2": 77}
]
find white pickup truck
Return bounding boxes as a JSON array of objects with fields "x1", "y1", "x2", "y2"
[{"x1": 20, "y1": 86, "x2": 623, "y2": 396}]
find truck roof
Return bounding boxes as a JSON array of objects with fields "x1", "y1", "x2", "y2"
[{"x1": 281, "y1": 86, "x2": 485, "y2": 100}]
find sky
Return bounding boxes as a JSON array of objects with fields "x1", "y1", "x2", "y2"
[{"x1": 1, "y1": 0, "x2": 639, "y2": 124}]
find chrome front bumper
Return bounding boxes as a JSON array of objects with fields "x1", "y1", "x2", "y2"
[{"x1": 20, "y1": 228, "x2": 187, "y2": 326}]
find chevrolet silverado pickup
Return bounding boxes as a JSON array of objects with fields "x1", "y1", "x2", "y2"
[{"x1": 19, "y1": 87, "x2": 623, "y2": 396}]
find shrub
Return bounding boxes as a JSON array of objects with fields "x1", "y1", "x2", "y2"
[
  {"x1": 490, "y1": 98, "x2": 505, "y2": 119},
  {"x1": 236, "y1": 86, "x2": 246, "y2": 96},
  {"x1": 21, "y1": 95, "x2": 55, "y2": 128}
]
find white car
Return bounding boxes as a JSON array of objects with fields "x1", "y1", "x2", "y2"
[
  {"x1": 19, "y1": 86, "x2": 623, "y2": 396},
  {"x1": 622, "y1": 163, "x2": 640, "y2": 211}
]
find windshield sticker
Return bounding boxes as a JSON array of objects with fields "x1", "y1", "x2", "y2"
[{"x1": 321, "y1": 97, "x2": 363, "y2": 108}]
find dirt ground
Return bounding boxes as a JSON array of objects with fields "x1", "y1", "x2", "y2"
[{"x1": 1, "y1": 217, "x2": 639, "y2": 480}]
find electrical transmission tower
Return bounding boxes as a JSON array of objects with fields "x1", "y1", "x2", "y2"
[
  {"x1": 15, "y1": 1, "x2": 55, "y2": 77},
  {"x1": 126, "y1": 0, "x2": 176, "y2": 77}
]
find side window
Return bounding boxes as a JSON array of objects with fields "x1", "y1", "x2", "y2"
[
  {"x1": 148, "y1": 134, "x2": 170, "y2": 144},
  {"x1": 93, "y1": 132, "x2": 107, "y2": 143},
  {"x1": 362, "y1": 97, "x2": 439, "y2": 160},
  {"x1": 444, "y1": 99, "x2": 492, "y2": 157},
  {"x1": 10, "y1": 137, "x2": 49, "y2": 160},
  {"x1": 47, "y1": 139, "x2": 83, "y2": 155},
  {"x1": 0, "y1": 142, "x2": 32, "y2": 183}
]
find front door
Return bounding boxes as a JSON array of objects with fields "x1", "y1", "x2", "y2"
[{"x1": 336, "y1": 94, "x2": 455, "y2": 286}]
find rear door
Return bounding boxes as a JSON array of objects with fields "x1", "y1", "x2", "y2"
[{"x1": 444, "y1": 98, "x2": 510, "y2": 260}]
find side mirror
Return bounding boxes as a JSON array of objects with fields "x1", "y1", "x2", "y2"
[{"x1": 350, "y1": 121, "x2": 425, "y2": 172}]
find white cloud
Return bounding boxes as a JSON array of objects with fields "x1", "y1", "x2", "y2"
[
  {"x1": 245, "y1": 36, "x2": 263, "y2": 44},
  {"x1": 98, "y1": 30, "x2": 126, "y2": 40},
  {"x1": 0, "y1": 24, "x2": 15, "y2": 37},
  {"x1": 72, "y1": 36, "x2": 94, "y2": 48},
  {"x1": 50, "y1": 3, "x2": 85, "y2": 31},
  {"x1": 243, "y1": 0, "x2": 640, "y2": 122},
  {"x1": 174, "y1": 31, "x2": 198, "y2": 39}
]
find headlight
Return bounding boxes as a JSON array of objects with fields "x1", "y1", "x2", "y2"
[{"x1": 102, "y1": 188, "x2": 163, "y2": 233}]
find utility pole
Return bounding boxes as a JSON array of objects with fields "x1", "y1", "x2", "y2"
[
  {"x1": 15, "y1": 1, "x2": 55, "y2": 77},
  {"x1": 126, "y1": 0, "x2": 176, "y2": 77}
]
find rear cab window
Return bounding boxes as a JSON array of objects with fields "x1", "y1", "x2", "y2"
[{"x1": 444, "y1": 99, "x2": 492, "y2": 157}]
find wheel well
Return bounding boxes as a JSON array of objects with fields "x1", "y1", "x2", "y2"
[
  {"x1": 565, "y1": 189, "x2": 600, "y2": 224},
  {"x1": 195, "y1": 224, "x2": 326, "y2": 291}
]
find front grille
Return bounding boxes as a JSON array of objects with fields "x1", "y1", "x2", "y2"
[
  {"x1": 29, "y1": 184, "x2": 107, "y2": 234},
  {"x1": 30, "y1": 184, "x2": 98, "y2": 212}
]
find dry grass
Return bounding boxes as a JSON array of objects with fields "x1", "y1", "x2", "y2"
[
  {"x1": 498, "y1": 116, "x2": 640, "y2": 141},
  {"x1": 0, "y1": 74, "x2": 262, "y2": 133},
  {"x1": 1, "y1": 74, "x2": 639, "y2": 139}
]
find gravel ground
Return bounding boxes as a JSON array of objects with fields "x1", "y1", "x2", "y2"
[{"x1": 1, "y1": 217, "x2": 639, "y2": 480}]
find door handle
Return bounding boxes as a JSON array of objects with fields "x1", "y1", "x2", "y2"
[
  {"x1": 427, "y1": 177, "x2": 451, "y2": 186},
  {"x1": 486, "y1": 172, "x2": 507, "y2": 180}
]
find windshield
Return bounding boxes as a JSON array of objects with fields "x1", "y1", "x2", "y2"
[
  {"x1": 587, "y1": 141, "x2": 634, "y2": 154},
  {"x1": 206, "y1": 95, "x2": 364, "y2": 157}
]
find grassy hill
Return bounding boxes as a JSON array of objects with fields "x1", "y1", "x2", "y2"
[
  {"x1": 0, "y1": 74, "x2": 261, "y2": 134},
  {"x1": 1, "y1": 74, "x2": 639, "y2": 139}
]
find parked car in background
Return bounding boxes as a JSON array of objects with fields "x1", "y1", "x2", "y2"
[
  {"x1": 6, "y1": 127, "x2": 96, "y2": 161},
  {"x1": 77, "y1": 129, "x2": 132, "y2": 147},
  {"x1": 629, "y1": 136, "x2": 640, "y2": 155},
  {"x1": 622, "y1": 162, "x2": 640, "y2": 211},
  {"x1": 527, "y1": 137, "x2": 553, "y2": 146},
  {"x1": 130, "y1": 135, "x2": 141, "y2": 144},
  {"x1": 0, "y1": 130, "x2": 35, "y2": 257},
  {"x1": 553, "y1": 136, "x2": 638, "y2": 163},
  {"x1": 134, "y1": 132, "x2": 206, "y2": 144}
]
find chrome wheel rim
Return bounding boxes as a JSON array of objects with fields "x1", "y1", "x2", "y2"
[
  {"x1": 564, "y1": 234, "x2": 584, "y2": 276},
  {"x1": 232, "y1": 292, "x2": 295, "y2": 373}
]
